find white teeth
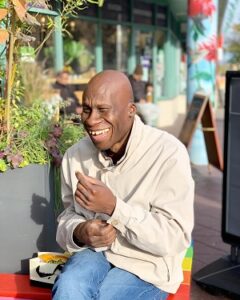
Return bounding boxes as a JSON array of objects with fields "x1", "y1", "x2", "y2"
[{"x1": 89, "y1": 128, "x2": 110, "y2": 136}]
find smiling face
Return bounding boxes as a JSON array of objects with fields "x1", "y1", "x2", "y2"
[{"x1": 81, "y1": 70, "x2": 136, "y2": 153}]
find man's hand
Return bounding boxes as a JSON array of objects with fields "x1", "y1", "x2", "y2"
[
  {"x1": 75, "y1": 172, "x2": 116, "y2": 215},
  {"x1": 73, "y1": 219, "x2": 117, "y2": 248}
]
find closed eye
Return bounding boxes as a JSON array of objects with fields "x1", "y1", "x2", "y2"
[
  {"x1": 82, "y1": 106, "x2": 91, "y2": 113},
  {"x1": 98, "y1": 108, "x2": 109, "y2": 113}
]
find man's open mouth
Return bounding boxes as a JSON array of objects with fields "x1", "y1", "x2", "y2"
[{"x1": 88, "y1": 128, "x2": 110, "y2": 136}]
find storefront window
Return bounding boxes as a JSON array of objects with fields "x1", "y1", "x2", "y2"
[
  {"x1": 135, "y1": 30, "x2": 153, "y2": 82},
  {"x1": 28, "y1": 15, "x2": 55, "y2": 69},
  {"x1": 63, "y1": 19, "x2": 96, "y2": 78},
  {"x1": 102, "y1": 0, "x2": 130, "y2": 22},
  {"x1": 102, "y1": 24, "x2": 130, "y2": 73},
  {"x1": 133, "y1": 0, "x2": 153, "y2": 25},
  {"x1": 155, "y1": 30, "x2": 165, "y2": 98}
]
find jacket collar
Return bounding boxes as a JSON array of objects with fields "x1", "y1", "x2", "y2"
[{"x1": 98, "y1": 115, "x2": 144, "y2": 169}]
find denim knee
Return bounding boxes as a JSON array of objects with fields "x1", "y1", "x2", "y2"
[{"x1": 52, "y1": 249, "x2": 111, "y2": 300}]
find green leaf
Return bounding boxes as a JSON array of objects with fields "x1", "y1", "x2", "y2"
[
  {"x1": 193, "y1": 31, "x2": 198, "y2": 42},
  {"x1": 195, "y1": 20, "x2": 205, "y2": 37},
  {"x1": 0, "y1": 159, "x2": 7, "y2": 172},
  {"x1": 0, "y1": 0, "x2": 6, "y2": 8},
  {"x1": 191, "y1": 72, "x2": 212, "y2": 81}
]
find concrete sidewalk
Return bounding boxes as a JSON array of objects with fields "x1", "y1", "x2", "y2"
[{"x1": 190, "y1": 164, "x2": 231, "y2": 300}]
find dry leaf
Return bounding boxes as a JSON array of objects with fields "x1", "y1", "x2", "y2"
[
  {"x1": 0, "y1": 8, "x2": 8, "y2": 21},
  {"x1": 12, "y1": 0, "x2": 40, "y2": 25},
  {"x1": 24, "y1": 12, "x2": 40, "y2": 26},
  {"x1": 12, "y1": 0, "x2": 27, "y2": 22},
  {"x1": 0, "y1": 29, "x2": 9, "y2": 44},
  {"x1": 16, "y1": 31, "x2": 36, "y2": 42}
]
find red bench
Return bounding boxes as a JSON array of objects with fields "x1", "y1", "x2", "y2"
[
  {"x1": 0, "y1": 274, "x2": 50, "y2": 300},
  {"x1": 0, "y1": 246, "x2": 193, "y2": 300},
  {"x1": 168, "y1": 245, "x2": 193, "y2": 300}
]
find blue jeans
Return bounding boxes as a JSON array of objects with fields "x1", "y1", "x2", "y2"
[{"x1": 52, "y1": 249, "x2": 169, "y2": 300}]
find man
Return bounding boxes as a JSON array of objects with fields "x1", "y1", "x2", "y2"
[
  {"x1": 52, "y1": 70, "x2": 82, "y2": 118},
  {"x1": 128, "y1": 64, "x2": 147, "y2": 103},
  {"x1": 52, "y1": 70, "x2": 194, "y2": 299}
]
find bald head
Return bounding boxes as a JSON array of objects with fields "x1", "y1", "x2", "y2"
[
  {"x1": 81, "y1": 70, "x2": 137, "y2": 154},
  {"x1": 83, "y1": 70, "x2": 134, "y2": 106}
]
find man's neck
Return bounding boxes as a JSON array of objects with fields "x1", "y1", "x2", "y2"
[
  {"x1": 104, "y1": 148, "x2": 124, "y2": 165},
  {"x1": 104, "y1": 131, "x2": 132, "y2": 165}
]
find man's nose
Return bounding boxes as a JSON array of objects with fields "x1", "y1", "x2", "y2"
[{"x1": 85, "y1": 109, "x2": 101, "y2": 126}]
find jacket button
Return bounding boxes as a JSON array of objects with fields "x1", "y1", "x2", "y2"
[{"x1": 111, "y1": 219, "x2": 119, "y2": 226}]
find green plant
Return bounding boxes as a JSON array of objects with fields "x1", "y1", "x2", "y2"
[
  {"x1": 0, "y1": 0, "x2": 103, "y2": 172},
  {"x1": 0, "y1": 99, "x2": 85, "y2": 172},
  {"x1": 225, "y1": 24, "x2": 240, "y2": 65},
  {"x1": 46, "y1": 121, "x2": 86, "y2": 214}
]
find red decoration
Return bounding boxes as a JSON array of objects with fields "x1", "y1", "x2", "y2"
[
  {"x1": 188, "y1": 0, "x2": 216, "y2": 18},
  {"x1": 198, "y1": 35, "x2": 217, "y2": 61}
]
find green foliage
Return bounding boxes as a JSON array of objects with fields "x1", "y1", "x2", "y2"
[
  {"x1": 19, "y1": 61, "x2": 53, "y2": 106},
  {"x1": 0, "y1": 101, "x2": 50, "y2": 170},
  {"x1": 58, "y1": 123, "x2": 85, "y2": 155},
  {"x1": 0, "y1": 99, "x2": 85, "y2": 172},
  {"x1": 63, "y1": 39, "x2": 93, "y2": 71},
  {"x1": 191, "y1": 72, "x2": 213, "y2": 81},
  {"x1": 0, "y1": 0, "x2": 102, "y2": 173},
  {"x1": 64, "y1": 39, "x2": 86, "y2": 65},
  {"x1": 51, "y1": 123, "x2": 86, "y2": 214},
  {"x1": 225, "y1": 23, "x2": 240, "y2": 64}
]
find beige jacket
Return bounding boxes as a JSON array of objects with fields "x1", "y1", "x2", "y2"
[{"x1": 56, "y1": 116, "x2": 194, "y2": 293}]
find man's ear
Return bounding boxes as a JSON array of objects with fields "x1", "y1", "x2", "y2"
[{"x1": 128, "y1": 103, "x2": 136, "y2": 117}]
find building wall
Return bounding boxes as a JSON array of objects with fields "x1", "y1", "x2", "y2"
[
  {"x1": 33, "y1": 0, "x2": 187, "y2": 129},
  {"x1": 157, "y1": 95, "x2": 187, "y2": 135}
]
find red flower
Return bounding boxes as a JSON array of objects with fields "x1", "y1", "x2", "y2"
[
  {"x1": 189, "y1": 0, "x2": 216, "y2": 18},
  {"x1": 198, "y1": 35, "x2": 217, "y2": 61}
]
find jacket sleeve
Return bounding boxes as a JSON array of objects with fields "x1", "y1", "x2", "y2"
[
  {"x1": 56, "y1": 151, "x2": 87, "y2": 253},
  {"x1": 107, "y1": 144, "x2": 194, "y2": 257}
]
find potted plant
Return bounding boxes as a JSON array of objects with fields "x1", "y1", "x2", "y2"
[{"x1": 0, "y1": 0, "x2": 103, "y2": 274}]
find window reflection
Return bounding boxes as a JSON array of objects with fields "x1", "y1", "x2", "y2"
[
  {"x1": 102, "y1": 24, "x2": 130, "y2": 73},
  {"x1": 135, "y1": 30, "x2": 153, "y2": 82},
  {"x1": 155, "y1": 30, "x2": 165, "y2": 98},
  {"x1": 63, "y1": 19, "x2": 96, "y2": 77},
  {"x1": 26, "y1": 15, "x2": 55, "y2": 69}
]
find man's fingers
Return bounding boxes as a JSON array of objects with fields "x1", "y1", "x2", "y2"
[
  {"x1": 75, "y1": 189, "x2": 89, "y2": 208},
  {"x1": 76, "y1": 182, "x2": 89, "y2": 198},
  {"x1": 99, "y1": 224, "x2": 116, "y2": 236},
  {"x1": 75, "y1": 171, "x2": 88, "y2": 183},
  {"x1": 90, "y1": 231, "x2": 116, "y2": 248},
  {"x1": 75, "y1": 189, "x2": 87, "y2": 201},
  {"x1": 75, "y1": 171, "x2": 103, "y2": 186},
  {"x1": 75, "y1": 172, "x2": 92, "y2": 189},
  {"x1": 75, "y1": 171, "x2": 81, "y2": 180}
]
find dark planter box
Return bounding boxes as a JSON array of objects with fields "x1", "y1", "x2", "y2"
[{"x1": 0, "y1": 164, "x2": 61, "y2": 274}]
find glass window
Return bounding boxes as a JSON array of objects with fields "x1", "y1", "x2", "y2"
[
  {"x1": 133, "y1": 0, "x2": 153, "y2": 25},
  {"x1": 102, "y1": 0, "x2": 130, "y2": 22},
  {"x1": 135, "y1": 30, "x2": 153, "y2": 82},
  {"x1": 156, "y1": 5, "x2": 167, "y2": 27},
  {"x1": 155, "y1": 30, "x2": 165, "y2": 98},
  {"x1": 77, "y1": 3, "x2": 98, "y2": 17},
  {"x1": 28, "y1": 15, "x2": 55, "y2": 69},
  {"x1": 63, "y1": 19, "x2": 96, "y2": 79},
  {"x1": 102, "y1": 25, "x2": 130, "y2": 73}
]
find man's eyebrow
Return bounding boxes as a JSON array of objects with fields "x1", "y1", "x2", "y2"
[{"x1": 97, "y1": 104, "x2": 112, "y2": 108}]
